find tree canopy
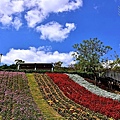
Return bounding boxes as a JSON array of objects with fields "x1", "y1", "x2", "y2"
[
  {"x1": 109, "y1": 51, "x2": 120, "y2": 71},
  {"x1": 15, "y1": 59, "x2": 25, "y2": 65},
  {"x1": 72, "y1": 38, "x2": 112, "y2": 75}
]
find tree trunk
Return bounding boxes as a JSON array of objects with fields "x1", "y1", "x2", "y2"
[{"x1": 94, "y1": 75, "x2": 97, "y2": 85}]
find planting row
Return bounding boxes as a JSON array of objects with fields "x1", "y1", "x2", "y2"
[
  {"x1": 0, "y1": 71, "x2": 44, "y2": 120},
  {"x1": 34, "y1": 73, "x2": 110, "y2": 120},
  {"x1": 67, "y1": 74, "x2": 120, "y2": 101},
  {"x1": 46, "y1": 73, "x2": 120, "y2": 120}
]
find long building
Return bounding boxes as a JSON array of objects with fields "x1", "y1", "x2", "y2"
[{"x1": 17, "y1": 63, "x2": 54, "y2": 71}]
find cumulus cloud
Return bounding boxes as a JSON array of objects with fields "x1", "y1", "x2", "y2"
[
  {"x1": 56, "y1": 0, "x2": 83, "y2": 12},
  {"x1": 0, "y1": 15, "x2": 12, "y2": 26},
  {"x1": 0, "y1": 0, "x2": 24, "y2": 27},
  {"x1": 12, "y1": 17, "x2": 22, "y2": 30},
  {"x1": 0, "y1": 0, "x2": 83, "y2": 29},
  {"x1": 1, "y1": 46, "x2": 75, "y2": 66},
  {"x1": 24, "y1": 9, "x2": 47, "y2": 28},
  {"x1": 36, "y1": 22, "x2": 76, "y2": 42},
  {"x1": 0, "y1": 0, "x2": 83, "y2": 41},
  {"x1": 24, "y1": 0, "x2": 82, "y2": 28}
]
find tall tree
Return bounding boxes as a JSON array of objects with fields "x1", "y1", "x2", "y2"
[
  {"x1": 15, "y1": 59, "x2": 25, "y2": 70},
  {"x1": 72, "y1": 38, "x2": 112, "y2": 83},
  {"x1": 0, "y1": 54, "x2": 2, "y2": 65},
  {"x1": 54, "y1": 61, "x2": 63, "y2": 70},
  {"x1": 109, "y1": 51, "x2": 120, "y2": 71},
  {"x1": 15, "y1": 59, "x2": 25, "y2": 65}
]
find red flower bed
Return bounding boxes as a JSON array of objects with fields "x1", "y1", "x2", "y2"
[{"x1": 46, "y1": 73, "x2": 120, "y2": 119}]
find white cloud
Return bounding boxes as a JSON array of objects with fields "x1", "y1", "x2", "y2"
[
  {"x1": 94, "y1": 6, "x2": 98, "y2": 10},
  {"x1": 11, "y1": 1, "x2": 24, "y2": 13},
  {"x1": 23, "y1": 0, "x2": 83, "y2": 13},
  {"x1": 24, "y1": 0, "x2": 82, "y2": 28},
  {"x1": 12, "y1": 17, "x2": 22, "y2": 30},
  {"x1": 0, "y1": 0, "x2": 24, "y2": 27},
  {"x1": 1, "y1": 47, "x2": 75, "y2": 66},
  {"x1": 37, "y1": 46, "x2": 52, "y2": 51},
  {"x1": 56, "y1": 0, "x2": 83, "y2": 12},
  {"x1": 25, "y1": 9, "x2": 47, "y2": 28},
  {"x1": 0, "y1": 15, "x2": 12, "y2": 26},
  {"x1": 38, "y1": 0, "x2": 83, "y2": 13},
  {"x1": 0, "y1": 1, "x2": 22, "y2": 18},
  {"x1": 36, "y1": 22, "x2": 76, "y2": 42},
  {"x1": 0, "y1": 0, "x2": 83, "y2": 30}
]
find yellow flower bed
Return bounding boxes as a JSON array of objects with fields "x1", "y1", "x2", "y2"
[
  {"x1": 0, "y1": 116, "x2": 2, "y2": 120},
  {"x1": 27, "y1": 73, "x2": 64, "y2": 120}
]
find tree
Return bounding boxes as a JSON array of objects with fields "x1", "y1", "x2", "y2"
[
  {"x1": 0, "y1": 54, "x2": 2, "y2": 65},
  {"x1": 0, "y1": 64, "x2": 17, "y2": 69},
  {"x1": 0, "y1": 64, "x2": 8, "y2": 69},
  {"x1": 54, "y1": 61, "x2": 63, "y2": 71},
  {"x1": 15, "y1": 59, "x2": 25, "y2": 65},
  {"x1": 9, "y1": 64, "x2": 17, "y2": 69},
  {"x1": 109, "y1": 51, "x2": 120, "y2": 71},
  {"x1": 72, "y1": 38, "x2": 112, "y2": 83},
  {"x1": 15, "y1": 59, "x2": 25, "y2": 70}
]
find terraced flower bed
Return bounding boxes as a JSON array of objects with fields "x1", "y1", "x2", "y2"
[
  {"x1": 0, "y1": 71, "x2": 44, "y2": 120},
  {"x1": 46, "y1": 73, "x2": 120, "y2": 120},
  {"x1": 67, "y1": 74, "x2": 120, "y2": 101},
  {"x1": 0, "y1": 71, "x2": 119, "y2": 120},
  {"x1": 34, "y1": 73, "x2": 111, "y2": 120},
  {"x1": 27, "y1": 73, "x2": 64, "y2": 120}
]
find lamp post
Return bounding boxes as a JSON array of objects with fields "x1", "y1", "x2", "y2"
[{"x1": 0, "y1": 54, "x2": 2, "y2": 65}]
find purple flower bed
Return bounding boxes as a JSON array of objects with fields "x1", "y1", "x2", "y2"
[{"x1": 0, "y1": 71, "x2": 44, "y2": 120}]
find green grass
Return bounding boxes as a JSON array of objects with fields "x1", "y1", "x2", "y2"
[
  {"x1": 0, "y1": 116, "x2": 2, "y2": 120},
  {"x1": 27, "y1": 73, "x2": 64, "y2": 120}
]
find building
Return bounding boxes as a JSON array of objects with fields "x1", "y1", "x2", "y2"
[{"x1": 17, "y1": 63, "x2": 54, "y2": 71}]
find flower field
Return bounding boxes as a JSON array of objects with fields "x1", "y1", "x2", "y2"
[
  {"x1": 46, "y1": 73, "x2": 120, "y2": 120},
  {"x1": 0, "y1": 71, "x2": 44, "y2": 120},
  {"x1": 34, "y1": 73, "x2": 113, "y2": 120},
  {"x1": 0, "y1": 71, "x2": 120, "y2": 120},
  {"x1": 67, "y1": 74, "x2": 120, "y2": 101}
]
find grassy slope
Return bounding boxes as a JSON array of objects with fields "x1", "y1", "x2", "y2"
[
  {"x1": 27, "y1": 73, "x2": 64, "y2": 120},
  {"x1": 0, "y1": 116, "x2": 2, "y2": 120}
]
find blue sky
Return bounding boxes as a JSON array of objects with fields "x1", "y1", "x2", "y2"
[{"x1": 0, "y1": 0, "x2": 120, "y2": 66}]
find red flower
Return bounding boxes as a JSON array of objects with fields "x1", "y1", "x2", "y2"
[{"x1": 46, "y1": 73, "x2": 120, "y2": 119}]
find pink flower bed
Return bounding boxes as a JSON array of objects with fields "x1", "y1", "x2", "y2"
[
  {"x1": 0, "y1": 71, "x2": 43, "y2": 120},
  {"x1": 46, "y1": 73, "x2": 120, "y2": 119}
]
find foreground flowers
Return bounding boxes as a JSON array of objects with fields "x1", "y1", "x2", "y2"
[
  {"x1": 34, "y1": 73, "x2": 110, "y2": 119},
  {"x1": 46, "y1": 73, "x2": 120, "y2": 119},
  {"x1": 0, "y1": 71, "x2": 44, "y2": 120}
]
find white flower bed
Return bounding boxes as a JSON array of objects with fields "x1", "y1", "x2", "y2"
[{"x1": 66, "y1": 74, "x2": 120, "y2": 101}]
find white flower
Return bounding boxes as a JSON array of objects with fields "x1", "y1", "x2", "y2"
[{"x1": 66, "y1": 74, "x2": 120, "y2": 101}]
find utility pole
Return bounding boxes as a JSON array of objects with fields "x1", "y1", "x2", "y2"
[{"x1": 0, "y1": 54, "x2": 2, "y2": 65}]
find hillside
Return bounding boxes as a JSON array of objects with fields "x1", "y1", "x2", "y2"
[{"x1": 0, "y1": 71, "x2": 120, "y2": 120}]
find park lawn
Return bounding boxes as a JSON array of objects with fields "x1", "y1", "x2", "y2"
[{"x1": 27, "y1": 73, "x2": 64, "y2": 120}]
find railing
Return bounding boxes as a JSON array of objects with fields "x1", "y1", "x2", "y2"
[{"x1": 104, "y1": 70, "x2": 120, "y2": 83}]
